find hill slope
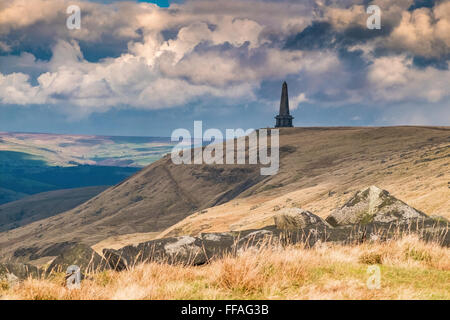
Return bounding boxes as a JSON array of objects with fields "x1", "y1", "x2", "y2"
[
  {"x1": 156, "y1": 126, "x2": 449, "y2": 239},
  {"x1": 0, "y1": 126, "x2": 449, "y2": 262},
  {"x1": 0, "y1": 186, "x2": 108, "y2": 232},
  {"x1": 0, "y1": 150, "x2": 140, "y2": 205}
]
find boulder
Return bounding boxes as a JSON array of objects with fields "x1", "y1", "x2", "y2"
[
  {"x1": 103, "y1": 236, "x2": 207, "y2": 271},
  {"x1": 46, "y1": 243, "x2": 108, "y2": 274},
  {"x1": 0, "y1": 263, "x2": 40, "y2": 286},
  {"x1": 325, "y1": 186, "x2": 428, "y2": 227},
  {"x1": 274, "y1": 208, "x2": 329, "y2": 230},
  {"x1": 238, "y1": 229, "x2": 275, "y2": 249},
  {"x1": 104, "y1": 230, "x2": 278, "y2": 271},
  {"x1": 200, "y1": 232, "x2": 236, "y2": 259}
]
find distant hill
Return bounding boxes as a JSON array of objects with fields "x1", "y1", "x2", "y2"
[
  {"x1": 0, "y1": 150, "x2": 140, "y2": 205},
  {"x1": 0, "y1": 126, "x2": 449, "y2": 263},
  {"x1": 0, "y1": 186, "x2": 108, "y2": 232},
  {"x1": 0, "y1": 132, "x2": 174, "y2": 167},
  {"x1": 0, "y1": 187, "x2": 27, "y2": 204},
  {"x1": 0, "y1": 132, "x2": 175, "y2": 205}
]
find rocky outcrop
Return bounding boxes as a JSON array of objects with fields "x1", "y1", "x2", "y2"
[
  {"x1": 103, "y1": 230, "x2": 284, "y2": 270},
  {"x1": 0, "y1": 186, "x2": 445, "y2": 283},
  {"x1": 325, "y1": 186, "x2": 428, "y2": 227},
  {"x1": 103, "y1": 236, "x2": 208, "y2": 271},
  {"x1": 46, "y1": 243, "x2": 108, "y2": 274},
  {"x1": 102, "y1": 187, "x2": 449, "y2": 271},
  {"x1": 0, "y1": 263, "x2": 39, "y2": 287},
  {"x1": 274, "y1": 208, "x2": 329, "y2": 230},
  {"x1": 201, "y1": 232, "x2": 236, "y2": 259},
  {"x1": 103, "y1": 226, "x2": 332, "y2": 271},
  {"x1": 323, "y1": 186, "x2": 449, "y2": 245}
]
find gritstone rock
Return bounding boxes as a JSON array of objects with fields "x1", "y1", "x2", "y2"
[
  {"x1": 325, "y1": 186, "x2": 428, "y2": 227},
  {"x1": 274, "y1": 208, "x2": 329, "y2": 230}
]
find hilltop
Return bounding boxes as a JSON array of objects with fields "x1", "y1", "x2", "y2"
[{"x1": 0, "y1": 126, "x2": 448, "y2": 263}]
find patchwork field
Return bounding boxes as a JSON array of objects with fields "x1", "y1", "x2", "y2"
[{"x1": 0, "y1": 132, "x2": 175, "y2": 167}]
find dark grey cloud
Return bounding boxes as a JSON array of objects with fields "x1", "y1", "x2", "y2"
[
  {"x1": 283, "y1": 20, "x2": 392, "y2": 52},
  {"x1": 284, "y1": 1, "x2": 449, "y2": 72},
  {"x1": 408, "y1": 0, "x2": 438, "y2": 11},
  {"x1": 413, "y1": 55, "x2": 449, "y2": 70}
]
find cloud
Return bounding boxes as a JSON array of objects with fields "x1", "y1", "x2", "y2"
[
  {"x1": 367, "y1": 55, "x2": 450, "y2": 103},
  {"x1": 0, "y1": 0, "x2": 448, "y2": 122},
  {"x1": 384, "y1": 2, "x2": 450, "y2": 58},
  {"x1": 0, "y1": 72, "x2": 46, "y2": 105},
  {"x1": 291, "y1": 93, "x2": 308, "y2": 110},
  {"x1": 0, "y1": 0, "x2": 316, "y2": 113}
]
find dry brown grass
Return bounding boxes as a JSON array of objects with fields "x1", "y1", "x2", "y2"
[{"x1": 1, "y1": 236, "x2": 449, "y2": 300}]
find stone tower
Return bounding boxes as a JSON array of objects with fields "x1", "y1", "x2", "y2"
[{"x1": 275, "y1": 81, "x2": 294, "y2": 128}]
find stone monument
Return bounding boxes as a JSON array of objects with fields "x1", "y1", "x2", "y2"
[{"x1": 275, "y1": 81, "x2": 294, "y2": 128}]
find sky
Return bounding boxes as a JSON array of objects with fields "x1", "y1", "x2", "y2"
[{"x1": 0, "y1": 0, "x2": 449, "y2": 136}]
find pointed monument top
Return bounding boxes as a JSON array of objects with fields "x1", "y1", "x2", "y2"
[
  {"x1": 275, "y1": 81, "x2": 294, "y2": 128},
  {"x1": 279, "y1": 81, "x2": 290, "y2": 116}
]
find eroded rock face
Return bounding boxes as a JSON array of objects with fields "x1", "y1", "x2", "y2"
[
  {"x1": 325, "y1": 186, "x2": 428, "y2": 227},
  {"x1": 274, "y1": 208, "x2": 329, "y2": 230}
]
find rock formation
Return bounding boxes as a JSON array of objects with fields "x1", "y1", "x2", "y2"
[
  {"x1": 99, "y1": 186, "x2": 449, "y2": 271},
  {"x1": 46, "y1": 243, "x2": 108, "y2": 274},
  {"x1": 5, "y1": 186, "x2": 448, "y2": 277},
  {"x1": 274, "y1": 208, "x2": 329, "y2": 230},
  {"x1": 325, "y1": 186, "x2": 428, "y2": 227}
]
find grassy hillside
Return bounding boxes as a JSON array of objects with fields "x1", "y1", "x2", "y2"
[
  {"x1": 1, "y1": 236, "x2": 449, "y2": 300},
  {"x1": 154, "y1": 126, "x2": 449, "y2": 240},
  {"x1": 0, "y1": 186, "x2": 108, "y2": 232},
  {"x1": 0, "y1": 126, "x2": 448, "y2": 263}
]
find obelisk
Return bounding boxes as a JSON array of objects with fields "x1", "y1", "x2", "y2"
[{"x1": 275, "y1": 81, "x2": 294, "y2": 128}]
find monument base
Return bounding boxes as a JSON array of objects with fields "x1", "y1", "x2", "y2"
[{"x1": 275, "y1": 115, "x2": 294, "y2": 128}]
